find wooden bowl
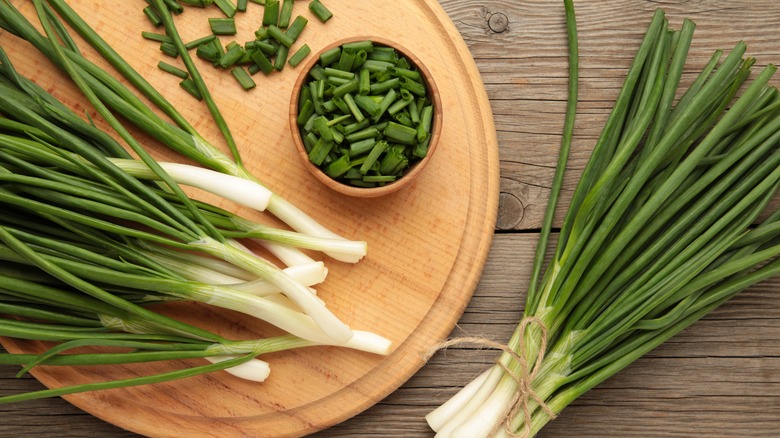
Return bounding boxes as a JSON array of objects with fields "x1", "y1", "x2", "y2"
[{"x1": 289, "y1": 36, "x2": 442, "y2": 198}]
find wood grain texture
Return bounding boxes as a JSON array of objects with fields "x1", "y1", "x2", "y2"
[{"x1": 3, "y1": 0, "x2": 780, "y2": 437}]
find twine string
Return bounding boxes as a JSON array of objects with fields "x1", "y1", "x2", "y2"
[{"x1": 423, "y1": 316, "x2": 556, "y2": 438}]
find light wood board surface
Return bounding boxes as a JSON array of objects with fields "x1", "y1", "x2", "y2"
[
  {"x1": 4, "y1": 0, "x2": 780, "y2": 437},
  {"x1": 0, "y1": 0, "x2": 498, "y2": 437}
]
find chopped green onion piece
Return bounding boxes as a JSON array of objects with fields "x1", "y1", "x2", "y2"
[
  {"x1": 378, "y1": 145, "x2": 408, "y2": 174},
  {"x1": 249, "y1": 40, "x2": 277, "y2": 56},
  {"x1": 142, "y1": 31, "x2": 171, "y2": 43},
  {"x1": 286, "y1": 15, "x2": 309, "y2": 40},
  {"x1": 263, "y1": 0, "x2": 279, "y2": 26},
  {"x1": 319, "y1": 47, "x2": 341, "y2": 66},
  {"x1": 369, "y1": 77, "x2": 400, "y2": 94},
  {"x1": 337, "y1": 48, "x2": 357, "y2": 72},
  {"x1": 308, "y1": 0, "x2": 333, "y2": 23},
  {"x1": 196, "y1": 39, "x2": 223, "y2": 64},
  {"x1": 358, "y1": 68, "x2": 370, "y2": 95},
  {"x1": 409, "y1": 98, "x2": 420, "y2": 124},
  {"x1": 209, "y1": 17, "x2": 237, "y2": 35},
  {"x1": 325, "y1": 154, "x2": 351, "y2": 178},
  {"x1": 308, "y1": 137, "x2": 334, "y2": 166},
  {"x1": 399, "y1": 76, "x2": 426, "y2": 96},
  {"x1": 288, "y1": 44, "x2": 312, "y2": 68},
  {"x1": 353, "y1": 94, "x2": 381, "y2": 118},
  {"x1": 345, "y1": 127, "x2": 378, "y2": 143},
  {"x1": 343, "y1": 118, "x2": 370, "y2": 135},
  {"x1": 343, "y1": 93, "x2": 365, "y2": 123},
  {"x1": 389, "y1": 66, "x2": 423, "y2": 82},
  {"x1": 362, "y1": 59, "x2": 394, "y2": 72},
  {"x1": 274, "y1": 45, "x2": 290, "y2": 70},
  {"x1": 297, "y1": 99, "x2": 315, "y2": 125},
  {"x1": 373, "y1": 88, "x2": 397, "y2": 122},
  {"x1": 143, "y1": 6, "x2": 162, "y2": 27},
  {"x1": 413, "y1": 137, "x2": 430, "y2": 159},
  {"x1": 328, "y1": 96, "x2": 349, "y2": 114},
  {"x1": 214, "y1": 0, "x2": 238, "y2": 17},
  {"x1": 331, "y1": 79, "x2": 358, "y2": 98},
  {"x1": 359, "y1": 140, "x2": 388, "y2": 174},
  {"x1": 342, "y1": 40, "x2": 373, "y2": 53},
  {"x1": 250, "y1": 50, "x2": 275, "y2": 75},
  {"x1": 162, "y1": 0, "x2": 184, "y2": 14},
  {"x1": 349, "y1": 138, "x2": 376, "y2": 157},
  {"x1": 159, "y1": 41, "x2": 179, "y2": 58},
  {"x1": 158, "y1": 61, "x2": 189, "y2": 79},
  {"x1": 237, "y1": 0, "x2": 248, "y2": 12},
  {"x1": 313, "y1": 116, "x2": 334, "y2": 141},
  {"x1": 254, "y1": 26, "x2": 269, "y2": 40},
  {"x1": 383, "y1": 121, "x2": 417, "y2": 145},
  {"x1": 184, "y1": 35, "x2": 217, "y2": 50},
  {"x1": 279, "y1": 0, "x2": 294, "y2": 28},
  {"x1": 231, "y1": 66, "x2": 256, "y2": 90},
  {"x1": 267, "y1": 25, "x2": 294, "y2": 48},
  {"x1": 179, "y1": 77, "x2": 202, "y2": 100},
  {"x1": 324, "y1": 67, "x2": 354, "y2": 80},
  {"x1": 178, "y1": 0, "x2": 213, "y2": 7},
  {"x1": 362, "y1": 175, "x2": 396, "y2": 183},
  {"x1": 368, "y1": 46, "x2": 397, "y2": 63},
  {"x1": 418, "y1": 105, "x2": 432, "y2": 142},
  {"x1": 388, "y1": 89, "x2": 414, "y2": 115},
  {"x1": 219, "y1": 43, "x2": 245, "y2": 68}
]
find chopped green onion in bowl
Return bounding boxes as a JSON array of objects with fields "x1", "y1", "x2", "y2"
[{"x1": 289, "y1": 37, "x2": 441, "y2": 198}]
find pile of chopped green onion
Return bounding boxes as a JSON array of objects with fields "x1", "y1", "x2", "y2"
[
  {"x1": 142, "y1": 0, "x2": 332, "y2": 93},
  {"x1": 0, "y1": 0, "x2": 387, "y2": 400},
  {"x1": 297, "y1": 40, "x2": 435, "y2": 187},
  {"x1": 427, "y1": 3, "x2": 780, "y2": 437}
]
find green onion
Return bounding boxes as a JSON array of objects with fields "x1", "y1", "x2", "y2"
[
  {"x1": 159, "y1": 41, "x2": 179, "y2": 58},
  {"x1": 273, "y1": 44, "x2": 289, "y2": 70},
  {"x1": 184, "y1": 34, "x2": 216, "y2": 50},
  {"x1": 214, "y1": 0, "x2": 238, "y2": 17},
  {"x1": 179, "y1": 77, "x2": 203, "y2": 100},
  {"x1": 208, "y1": 17, "x2": 237, "y2": 35},
  {"x1": 262, "y1": 0, "x2": 279, "y2": 26},
  {"x1": 157, "y1": 61, "x2": 189, "y2": 79},
  {"x1": 319, "y1": 46, "x2": 341, "y2": 66},
  {"x1": 0, "y1": 40, "x2": 392, "y2": 405},
  {"x1": 141, "y1": 31, "x2": 171, "y2": 43},
  {"x1": 296, "y1": 40, "x2": 434, "y2": 186},
  {"x1": 286, "y1": 15, "x2": 308, "y2": 40},
  {"x1": 2, "y1": 0, "x2": 360, "y2": 263},
  {"x1": 308, "y1": 0, "x2": 333, "y2": 23},
  {"x1": 250, "y1": 49, "x2": 275, "y2": 74},
  {"x1": 143, "y1": 6, "x2": 162, "y2": 27},
  {"x1": 288, "y1": 44, "x2": 311, "y2": 67},
  {"x1": 267, "y1": 24, "x2": 293, "y2": 48},
  {"x1": 427, "y1": 5, "x2": 780, "y2": 437},
  {"x1": 278, "y1": 0, "x2": 294, "y2": 28},
  {"x1": 230, "y1": 66, "x2": 255, "y2": 90}
]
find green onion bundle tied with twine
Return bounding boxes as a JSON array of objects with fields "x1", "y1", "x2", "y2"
[{"x1": 427, "y1": 3, "x2": 780, "y2": 437}]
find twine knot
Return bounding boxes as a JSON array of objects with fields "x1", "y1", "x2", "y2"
[{"x1": 423, "y1": 316, "x2": 556, "y2": 438}]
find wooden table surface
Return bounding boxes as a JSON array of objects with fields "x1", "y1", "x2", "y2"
[{"x1": 3, "y1": 0, "x2": 780, "y2": 436}]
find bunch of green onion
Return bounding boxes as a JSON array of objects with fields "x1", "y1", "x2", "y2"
[
  {"x1": 427, "y1": 4, "x2": 780, "y2": 437},
  {"x1": 0, "y1": 0, "x2": 389, "y2": 400},
  {"x1": 0, "y1": 0, "x2": 358, "y2": 262}
]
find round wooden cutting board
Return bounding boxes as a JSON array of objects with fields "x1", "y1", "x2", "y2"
[{"x1": 0, "y1": 1, "x2": 499, "y2": 436}]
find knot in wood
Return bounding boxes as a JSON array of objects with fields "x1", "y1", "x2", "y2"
[
  {"x1": 487, "y1": 11, "x2": 509, "y2": 33},
  {"x1": 496, "y1": 192, "x2": 524, "y2": 230}
]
